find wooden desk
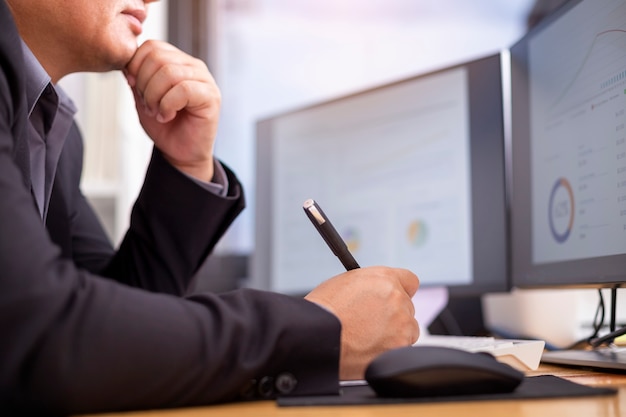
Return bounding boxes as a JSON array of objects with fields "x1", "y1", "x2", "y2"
[{"x1": 77, "y1": 365, "x2": 626, "y2": 417}]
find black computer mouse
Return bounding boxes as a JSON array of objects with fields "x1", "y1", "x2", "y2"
[{"x1": 365, "y1": 345, "x2": 524, "y2": 398}]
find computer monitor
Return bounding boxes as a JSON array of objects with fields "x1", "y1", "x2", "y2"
[
  {"x1": 510, "y1": 0, "x2": 626, "y2": 368},
  {"x1": 250, "y1": 53, "x2": 508, "y2": 297}
]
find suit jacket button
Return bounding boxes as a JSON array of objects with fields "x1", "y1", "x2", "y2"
[
  {"x1": 275, "y1": 372, "x2": 298, "y2": 394},
  {"x1": 258, "y1": 376, "x2": 275, "y2": 398},
  {"x1": 239, "y1": 379, "x2": 257, "y2": 399}
]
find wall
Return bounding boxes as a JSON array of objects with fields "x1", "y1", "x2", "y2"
[{"x1": 214, "y1": 0, "x2": 535, "y2": 253}]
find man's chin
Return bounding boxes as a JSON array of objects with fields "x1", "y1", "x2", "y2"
[{"x1": 108, "y1": 45, "x2": 139, "y2": 71}]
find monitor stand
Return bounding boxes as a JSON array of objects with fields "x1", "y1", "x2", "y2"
[{"x1": 542, "y1": 289, "x2": 626, "y2": 372}]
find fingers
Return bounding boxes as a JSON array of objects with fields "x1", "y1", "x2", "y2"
[
  {"x1": 409, "y1": 319, "x2": 418, "y2": 340},
  {"x1": 396, "y1": 270, "x2": 420, "y2": 344},
  {"x1": 306, "y1": 266, "x2": 421, "y2": 379},
  {"x1": 398, "y1": 272, "x2": 420, "y2": 344},
  {"x1": 397, "y1": 268, "x2": 420, "y2": 298},
  {"x1": 125, "y1": 40, "x2": 219, "y2": 123},
  {"x1": 153, "y1": 79, "x2": 217, "y2": 123},
  {"x1": 390, "y1": 288, "x2": 420, "y2": 345},
  {"x1": 121, "y1": 40, "x2": 221, "y2": 182}
]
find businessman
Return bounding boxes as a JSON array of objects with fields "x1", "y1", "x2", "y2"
[{"x1": 0, "y1": 0, "x2": 420, "y2": 414}]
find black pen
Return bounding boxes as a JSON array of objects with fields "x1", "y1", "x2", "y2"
[{"x1": 303, "y1": 199, "x2": 360, "y2": 271}]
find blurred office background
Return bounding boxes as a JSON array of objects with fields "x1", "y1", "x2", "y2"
[{"x1": 60, "y1": 0, "x2": 536, "y2": 291}]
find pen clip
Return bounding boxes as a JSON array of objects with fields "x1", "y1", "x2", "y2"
[{"x1": 303, "y1": 199, "x2": 326, "y2": 226}]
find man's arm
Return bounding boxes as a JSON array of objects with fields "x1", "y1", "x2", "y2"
[
  {"x1": 101, "y1": 149, "x2": 244, "y2": 293},
  {"x1": 47, "y1": 38, "x2": 237, "y2": 295},
  {"x1": 46, "y1": 121, "x2": 243, "y2": 295},
  {"x1": 105, "y1": 147, "x2": 244, "y2": 292},
  {"x1": 0, "y1": 11, "x2": 341, "y2": 412},
  {"x1": 96, "y1": 39, "x2": 239, "y2": 294},
  {"x1": 0, "y1": 101, "x2": 339, "y2": 415}
]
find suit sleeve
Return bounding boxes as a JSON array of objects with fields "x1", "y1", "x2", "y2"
[
  {"x1": 103, "y1": 149, "x2": 245, "y2": 294},
  {"x1": 54, "y1": 123, "x2": 244, "y2": 295},
  {"x1": 0, "y1": 102, "x2": 341, "y2": 414}
]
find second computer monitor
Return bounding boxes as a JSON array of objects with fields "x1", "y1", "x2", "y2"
[
  {"x1": 252, "y1": 53, "x2": 508, "y2": 296},
  {"x1": 510, "y1": 0, "x2": 626, "y2": 288}
]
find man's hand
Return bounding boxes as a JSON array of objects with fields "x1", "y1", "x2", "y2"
[
  {"x1": 305, "y1": 266, "x2": 420, "y2": 380},
  {"x1": 124, "y1": 40, "x2": 220, "y2": 182}
]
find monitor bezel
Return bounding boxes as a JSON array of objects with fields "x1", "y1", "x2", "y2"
[
  {"x1": 250, "y1": 53, "x2": 509, "y2": 297},
  {"x1": 510, "y1": 0, "x2": 626, "y2": 289}
]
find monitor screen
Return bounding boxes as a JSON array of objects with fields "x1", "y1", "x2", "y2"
[
  {"x1": 511, "y1": 0, "x2": 626, "y2": 288},
  {"x1": 250, "y1": 54, "x2": 507, "y2": 296}
]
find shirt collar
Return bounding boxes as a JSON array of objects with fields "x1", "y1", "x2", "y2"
[
  {"x1": 21, "y1": 40, "x2": 77, "y2": 117},
  {"x1": 21, "y1": 40, "x2": 52, "y2": 117}
]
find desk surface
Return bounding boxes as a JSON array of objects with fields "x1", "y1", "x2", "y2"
[{"x1": 77, "y1": 365, "x2": 626, "y2": 417}]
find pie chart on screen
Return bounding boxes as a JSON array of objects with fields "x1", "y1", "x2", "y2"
[
  {"x1": 548, "y1": 177, "x2": 574, "y2": 244},
  {"x1": 342, "y1": 227, "x2": 361, "y2": 253},
  {"x1": 407, "y1": 219, "x2": 428, "y2": 248}
]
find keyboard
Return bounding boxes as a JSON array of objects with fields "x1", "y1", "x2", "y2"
[{"x1": 414, "y1": 335, "x2": 545, "y2": 371}]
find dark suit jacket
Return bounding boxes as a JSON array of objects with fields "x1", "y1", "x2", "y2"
[{"x1": 0, "y1": 2, "x2": 340, "y2": 415}]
